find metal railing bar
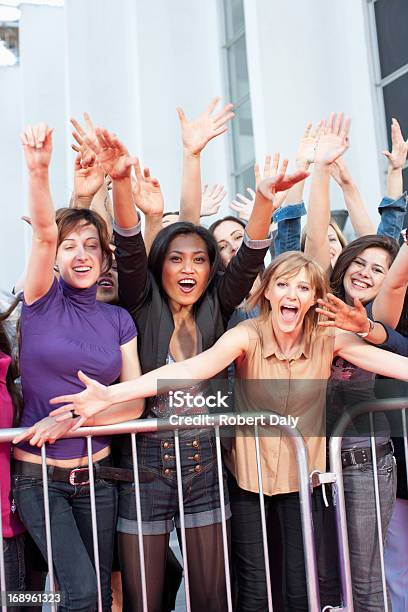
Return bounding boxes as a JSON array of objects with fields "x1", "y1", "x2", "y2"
[
  {"x1": 41, "y1": 445, "x2": 56, "y2": 612},
  {"x1": 369, "y1": 414, "x2": 388, "y2": 612},
  {"x1": 174, "y1": 430, "x2": 191, "y2": 612},
  {"x1": 130, "y1": 433, "x2": 148, "y2": 612},
  {"x1": 254, "y1": 423, "x2": 273, "y2": 612},
  {"x1": 86, "y1": 437, "x2": 102, "y2": 612},
  {"x1": 215, "y1": 426, "x2": 232, "y2": 612}
]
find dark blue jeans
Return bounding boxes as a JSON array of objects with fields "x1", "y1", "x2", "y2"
[
  {"x1": 3, "y1": 533, "x2": 25, "y2": 612},
  {"x1": 12, "y1": 468, "x2": 117, "y2": 612}
]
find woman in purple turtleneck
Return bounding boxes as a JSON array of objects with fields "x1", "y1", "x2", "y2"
[{"x1": 11, "y1": 124, "x2": 144, "y2": 612}]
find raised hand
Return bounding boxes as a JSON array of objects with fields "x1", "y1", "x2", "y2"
[
  {"x1": 314, "y1": 112, "x2": 350, "y2": 166},
  {"x1": 177, "y1": 97, "x2": 234, "y2": 156},
  {"x1": 49, "y1": 370, "x2": 111, "y2": 431},
  {"x1": 316, "y1": 293, "x2": 369, "y2": 333},
  {"x1": 132, "y1": 159, "x2": 164, "y2": 217},
  {"x1": 200, "y1": 184, "x2": 226, "y2": 217},
  {"x1": 295, "y1": 121, "x2": 324, "y2": 170},
  {"x1": 12, "y1": 416, "x2": 76, "y2": 447},
  {"x1": 229, "y1": 188, "x2": 255, "y2": 222},
  {"x1": 329, "y1": 156, "x2": 353, "y2": 187},
  {"x1": 85, "y1": 128, "x2": 137, "y2": 180},
  {"x1": 255, "y1": 155, "x2": 291, "y2": 208},
  {"x1": 74, "y1": 152, "x2": 105, "y2": 199},
  {"x1": 382, "y1": 118, "x2": 408, "y2": 170},
  {"x1": 71, "y1": 112, "x2": 98, "y2": 167},
  {"x1": 20, "y1": 123, "x2": 53, "y2": 172},
  {"x1": 256, "y1": 154, "x2": 309, "y2": 210}
]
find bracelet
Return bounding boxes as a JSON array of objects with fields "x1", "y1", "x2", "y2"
[{"x1": 356, "y1": 318, "x2": 375, "y2": 338}]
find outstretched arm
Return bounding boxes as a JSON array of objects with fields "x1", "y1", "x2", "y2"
[
  {"x1": 132, "y1": 160, "x2": 164, "y2": 253},
  {"x1": 177, "y1": 97, "x2": 234, "y2": 224},
  {"x1": 49, "y1": 325, "x2": 250, "y2": 422},
  {"x1": 334, "y1": 328, "x2": 408, "y2": 381},
  {"x1": 305, "y1": 113, "x2": 350, "y2": 271},
  {"x1": 21, "y1": 124, "x2": 58, "y2": 305}
]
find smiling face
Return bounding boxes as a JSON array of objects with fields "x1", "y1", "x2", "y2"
[
  {"x1": 161, "y1": 233, "x2": 211, "y2": 307},
  {"x1": 212, "y1": 219, "x2": 245, "y2": 268},
  {"x1": 96, "y1": 256, "x2": 118, "y2": 304},
  {"x1": 264, "y1": 267, "x2": 316, "y2": 334},
  {"x1": 328, "y1": 225, "x2": 343, "y2": 267},
  {"x1": 55, "y1": 222, "x2": 103, "y2": 289},
  {"x1": 343, "y1": 247, "x2": 391, "y2": 305}
]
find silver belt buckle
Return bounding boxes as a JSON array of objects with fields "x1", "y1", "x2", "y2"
[{"x1": 69, "y1": 467, "x2": 90, "y2": 486}]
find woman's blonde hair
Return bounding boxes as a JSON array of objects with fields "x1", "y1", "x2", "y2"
[{"x1": 247, "y1": 251, "x2": 329, "y2": 337}]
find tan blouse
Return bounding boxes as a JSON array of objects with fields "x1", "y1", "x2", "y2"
[{"x1": 224, "y1": 316, "x2": 334, "y2": 496}]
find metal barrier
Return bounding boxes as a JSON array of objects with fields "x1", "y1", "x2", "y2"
[
  {"x1": 1, "y1": 402, "x2": 406, "y2": 611},
  {"x1": 328, "y1": 398, "x2": 408, "y2": 612},
  {"x1": 0, "y1": 412, "x2": 321, "y2": 612}
]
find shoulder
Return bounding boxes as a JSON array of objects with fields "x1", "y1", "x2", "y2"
[{"x1": 22, "y1": 277, "x2": 61, "y2": 318}]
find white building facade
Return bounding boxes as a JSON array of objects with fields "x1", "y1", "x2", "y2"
[{"x1": 0, "y1": 0, "x2": 406, "y2": 289}]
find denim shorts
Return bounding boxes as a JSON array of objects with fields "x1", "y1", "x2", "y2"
[{"x1": 117, "y1": 430, "x2": 231, "y2": 535}]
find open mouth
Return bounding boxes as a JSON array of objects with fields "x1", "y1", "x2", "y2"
[
  {"x1": 178, "y1": 278, "x2": 197, "y2": 294},
  {"x1": 97, "y1": 278, "x2": 113, "y2": 288},
  {"x1": 351, "y1": 278, "x2": 371, "y2": 290},
  {"x1": 280, "y1": 305, "x2": 299, "y2": 323},
  {"x1": 73, "y1": 266, "x2": 92, "y2": 274}
]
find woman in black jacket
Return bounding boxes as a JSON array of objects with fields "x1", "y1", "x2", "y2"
[{"x1": 71, "y1": 126, "x2": 307, "y2": 611}]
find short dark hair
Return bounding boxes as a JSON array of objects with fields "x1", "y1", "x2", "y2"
[
  {"x1": 209, "y1": 215, "x2": 246, "y2": 235},
  {"x1": 55, "y1": 208, "x2": 113, "y2": 274},
  {"x1": 148, "y1": 222, "x2": 220, "y2": 296},
  {"x1": 330, "y1": 234, "x2": 399, "y2": 301}
]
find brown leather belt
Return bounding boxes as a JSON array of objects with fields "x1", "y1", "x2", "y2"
[{"x1": 12, "y1": 459, "x2": 134, "y2": 486}]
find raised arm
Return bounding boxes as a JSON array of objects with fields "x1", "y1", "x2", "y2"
[
  {"x1": 371, "y1": 240, "x2": 408, "y2": 327},
  {"x1": 21, "y1": 124, "x2": 58, "y2": 305},
  {"x1": 49, "y1": 325, "x2": 249, "y2": 423},
  {"x1": 329, "y1": 157, "x2": 375, "y2": 236},
  {"x1": 305, "y1": 112, "x2": 350, "y2": 271},
  {"x1": 377, "y1": 118, "x2": 408, "y2": 240},
  {"x1": 200, "y1": 184, "x2": 226, "y2": 219},
  {"x1": 177, "y1": 97, "x2": 234, "y2": 224},
  {"x1": 383, "y1": 118, "x2": 408, "y2": 201},
  {"x1": 132, "y1": 159, "x2": 164, "y2": 253},
  {"x1": 334, "y1": 328, "x2": 408, "y2": 381}
]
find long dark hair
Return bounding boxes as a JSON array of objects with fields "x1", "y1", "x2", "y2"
[
  {"x1": 209, "y1": 215, "x2": 246, "y2": 235},
  {"x1": 330, "y1": 234, "x2": 399, "y2": 302},
  {"x1": 0, "y1": 295, "x2": 23, "y2": 426},
  {"x1": 147, "y1": 222, "x2": 221, "y2": 298}
]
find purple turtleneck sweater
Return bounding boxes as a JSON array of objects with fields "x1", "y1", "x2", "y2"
[{"x1": 18, "y1": 278, "x2": 137, "y2": 459}]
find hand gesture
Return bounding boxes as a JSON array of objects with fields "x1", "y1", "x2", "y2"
[
  {"x1": 314, "y1": 113, "x2": 350, "y2": 166},
  {"x1": 329, "y1": 156, "x2": 353, "y2": 187},
  {"x1": 200, "y1": 184, "x2": 226, "y2": 217},
  {"x1": 132, "y1": 159, "x2": 164, "y2": 217},
  {"x1": 382, "y1": 118, "x2": 408, "y2": 170},
  {"x1": 256, "y1": 154, "x2": 309, "y2": 211},
  {"x1": 49, "y1": 370, "x2": 111, "y2": 431},
  {"x1": 295, "y1": 121, "x2": 324, "y2": 170},
  {"x1": 71, "y1": 112, "x2": 98, "y2": 167},
  {"x1": 316, "y1": 293, "x2": 369, "y2": 333},
  {"x1": 74, "y1": 152, "x2": 105, "y2": 199},
  {"x1": 177, "y1": 97, "x2": 234, "y2": 156},
  {"x1": 229, "y1": 188, "x2": 255, "y2": 222},
  {"x1": 85, "y1": 128, "x2": 137, "y2": 180},
  {"x1": 12, "y1": 416, "x2": 75, "y2": 447},
  {"x1": 20, "y1": 123, "x2": 53, "y2": 172},
  {"x1": 255, "y1": 155, "x2": 292, "y2": 209}
]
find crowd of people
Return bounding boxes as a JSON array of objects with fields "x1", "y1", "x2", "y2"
[{"x1": 1, "y1": 100, "x2": 408, "y2": 612}]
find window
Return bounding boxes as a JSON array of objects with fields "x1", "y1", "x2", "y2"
[
  {"x1": 223, "y1": 0, "x2": 255, "y2": 194},
  {"x1": 367, "y1": 0, "x2": 408, "y2": 191}
]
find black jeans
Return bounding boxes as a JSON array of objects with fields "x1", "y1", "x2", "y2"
[
  {"x1": 12, "y1": 465, "x2": 117, "y2": 612},
  {"x1": 228, "y1": 472, "x2": 339, "y2": 611}
]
